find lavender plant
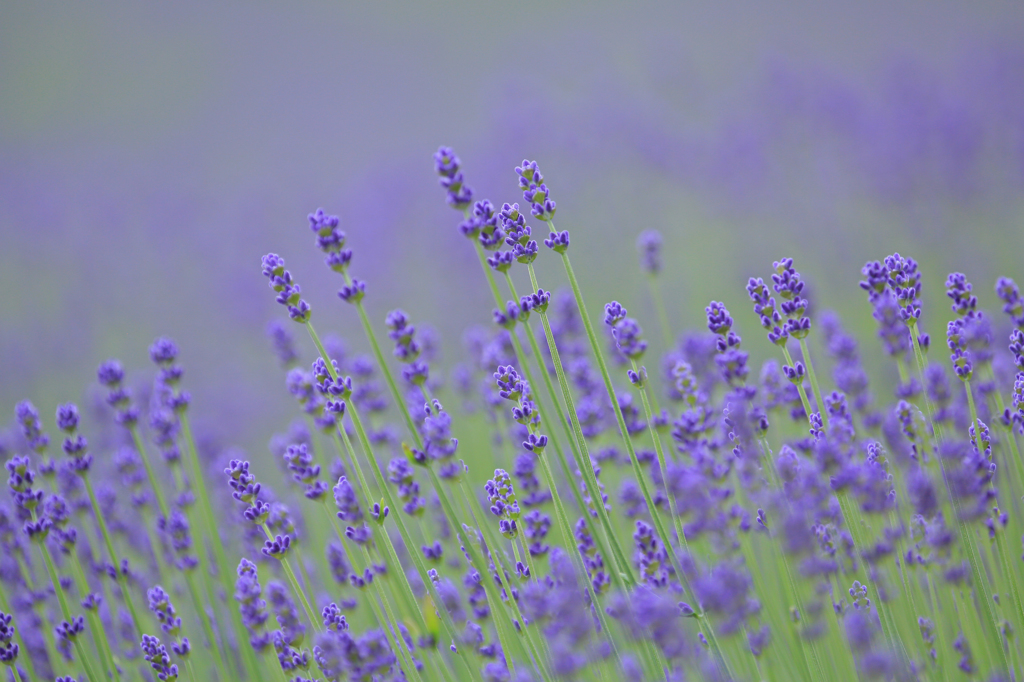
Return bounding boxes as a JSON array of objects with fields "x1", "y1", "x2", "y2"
[{"x1": 3, "y1": 147, "x2": 1024, "y2": 682}]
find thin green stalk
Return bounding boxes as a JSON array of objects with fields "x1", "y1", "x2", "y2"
[
  {"x1": 81, "y1": 475, "x2": 147, "y2": 638},
  {"x1": 184, "y1": 569, "x2": 231, "y2": 681},
  {"x1": 36, "y1": 538, "x2": 101, "y2": 682},
  {"x1": 66, "y1": 550, "x2": 118, "y2": 681},
  {"x1": 647, "y1": 274, "x2": 674, "y2": 351},
  {"x1": 780, "y1": 345, "x2": 815, "y2": 425},
  {"x1": 128, "y1": 425, "x2": 170, "y2": 520},
  {"x1": 499, "y1": 269, "x2": 627, "y2": 597},
  {"x1": 180, "y1": 414, "x2": 261, "y2": 682},
  {"x1": 258, "y1": 524, "x2": 321, "y2": 634},
  {"x1": 797, "y1": 338, "x2": 827, "y2": 428},
  {"x1": 361, "y1": 546, "x2": 426, "y2": 682},
  {"x1": 186, "y1": 657, "x2": 199, "y2": 682}
]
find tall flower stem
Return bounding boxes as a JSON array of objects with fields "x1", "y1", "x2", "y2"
[
  {"x1": 647, "y1": 274, "x2": 674, "y2": 351},
  {"x1": 360, "y1": 546, "x2": 427, "y2": 682},
  {"x1": 258, "y1": 524, "x2": 321, "y2": 634},
  {"x1": 496, "y1": 265, "x2": 628, "y2": 596},
  {"x1": 305, "y1": 322, "x2": 472, "y2": 667},
  {"x1": 35, "y1": 533, "x2": 101, "y2": 682},
  {"x1": 180, "y1": 413, "x2": 262, "y2": 681},
  {"x1": 81, "y1": 474, "x2": 147, "y2": 638},
  {"x1": 780, "y1": 345, "x2": 815, "y2": 426},
  {"x1": 65, "y1": 549, "x2": 118, "y2": 680},
  {"x1": 797, "y1": 338, "x2": 827, "y2": 428},
  {"x1": 525, "y1": 262, "x2": 635, "y2": 586}
]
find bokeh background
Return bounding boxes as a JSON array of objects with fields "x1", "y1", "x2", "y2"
[{"x1": 3, "y1": 1, "x2": 1024, "y2": 459}]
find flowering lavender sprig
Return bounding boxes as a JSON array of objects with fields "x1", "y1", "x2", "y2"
[
  {"x1": 0, "y1": 610, "x2": 19, "y2": 669},
  {"x1": 262, "y1": 253, "x2": 312, "y2": 323},
  {"x1": 141, "y1": 634, "x2": 180, "y2": 681},
  {"x1": 434, "y1": 146, "x2": 474, "y2": 210}
]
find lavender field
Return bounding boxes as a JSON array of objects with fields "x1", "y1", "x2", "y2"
[{"x1": 2, "y1": 3, "x2": 1024, "y2": 681}]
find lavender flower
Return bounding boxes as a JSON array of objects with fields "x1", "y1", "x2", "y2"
[
  {"x1": 434, "y1": 146, "x2": 474, "y2": 210},
  {"x1": 637, "y1": 230, "x2": 663, "y2": 275},
  {"x1": 0, "y1": 610, "x2": 18, "y2": 667},
  {"x1": 516, "y1": 159, "x2": 556, "y2": 221},
  {"x1": 995, "y1": 277, "x2": 1024, "y2": 328},
  {"x1": 485, "y1": 469, "x2": 521, "y2": 539},
  {"x1": 141, "y1": 634, "x2": 179, "y2": 681},
  {"x1": 262, "y1": 253, "x2": 311, "y2": 323},
  {"x1": 267, "y1": 319, "x2": 301, "y2": 367}
]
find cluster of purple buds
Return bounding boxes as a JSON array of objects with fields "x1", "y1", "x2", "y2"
[
  {"x1": 312, "y1": 357, "x2": 352, "y2": 419},
  {"x1": 97, "y1": 359, "x2": 140, "y2": 424},
  {"x1": 148, "y1": 585, "x2": 190, "y2": 662},
  {"x1": 338, "y1": 277, "x2": 366, "y2": 304},
  {"x1": 770, "y1": 257, "x2": 811, "y2": 338},
  {"x1": 267, "y1": 319, "x2": 300, "y2": 368},
  {"x1": 261, "y1": 253, "x2": 311, "y2": 323},
  {"x1": 883, "y1": 253, "x2": 923, "y2": 326},
  {"x1": 308, "y1": 208, "x2": 353, "y2": 274},
  {"x1": 387, "y1": 458, "x2": 425, "y2": 516},
  {"x1": 434, "y1": 146, "x2": 474, "y2": 210},
  {"x1": 946, "y1": 319, "x2": 973, "y2": 381},
  {"x1": 386, "y1": 309, "x2": 429, "y2": 387},
  {"x1": 333, "y1": 476, "x2": 370, "y2": 545},
  {"x1": 56, "y1": 402, "x2": 92, "y2": 475},
  {"x1": 285, "y1": 443, "x2": 327, "y2": 501},
  {"x1": 235, "y1": 559, "x2": 272, "y2": 652},
  {"x1": 485, "y1": 469, "x2": 521, "y2": 539},
  {"x1": 746, "y1": 277, "x2": 788, "y2": 346},
  {"x1": 0, "y1": 610, "x2": 18, "y2": 667},
  {"x1": 706, "y1": 301, "x2": 749, "y2": 386},
  {"x1": 522, "y1": 509, "x2": 551, "y2": 557},
  {"x1": 515, "y1": 159, "x2": 556, "y2": 221},
  {"x1": 604, "y1": 302, "x2": 649, "y2": 360},
  {"x1": 633, "y1": 520, "x2": 668, "y2": 587},
  {"x1": 575, "y1": 517, "x2": 610, "y2": 594},
  {"x1": 141, "y1": 633, "x2": 179, "y2": 681},
  {"x1": 15, "y1": 400, "x2": 48, "y2": 452},
  {"x1": 6, "y1": 455, "x2": 43, "y2": 515},
  {"x1": 157, "y1": 511, "x2": 198, "y2": 571},
  {"x1": 637, "y1": 230, "x2": 662, "y2": 275},
  {"x1": 995, "y1": 277, "x2": 1024, "y2": 328},
  {"x1": 460, "y1": 199, "x2": 501, "y2": 246},
  {"x1": 150, "y1": 337, "x2": 191, "y2": 411},
  {"x1": 945, "y1": 273, "x2": 978, "y2": 318},
  {"x1": 497, "y1": 202, "x2": 539, "y2": 265}
]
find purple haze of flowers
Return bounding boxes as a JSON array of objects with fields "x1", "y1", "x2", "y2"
[
  {"x1": 15, "y1": 400, "x2": 49, "y2": 453},
  {"x1": 267, "y1": 319, "x2": 300, "y2": 368},
  {"x1": 995, "y1": 277, "x2": 1024, "y2": 328}
]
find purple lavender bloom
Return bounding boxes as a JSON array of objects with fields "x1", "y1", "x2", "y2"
[
  {"x1": 637, "y1": 230, "x2": 663, "y2": 275},
  {"x1": 945, "y1": 272, "x2": 977, "y2": 317},
  {"x1": 485, "y1": 469, "x2": 521, "y2": 539},
  {"x1": 522, "y1": 509, "x2": 550, "y2": 557},
  {"x1": 148, "y1": 586, "x2": 183, "y2": 639},
  {"x1": 610, "y1": 317, "x2": 648, "y2": 360},
  {"x1": 235, "y1": 559, "x2": 272, "y2": 652},
  {"x1": 947, "y1": 319, "x2": 973, "y2": 380},
  {"x1": 15, "y1": 400, "x2": 48, "y2": 453},
  {"x1": 0, "y1": 610, "x2": 18, "y2": 667},
  {"x1": 267, "y1": 320, "x2": 300, "y2": 368},
  {"x1": 995, "y1": 277, "x2": 1024, "y2": 328},
  {"x1": 141, "y1": 634, "x2": 179, "y2": 681},
  {"x1": 882, "y1": 252, "x2": 923, "y2": 325},
  {"x1": 157, "y1": 511, "x2": 198, "y2": 571},
  {"x1": 387, "y1": 458, "x2": 425, "y2": 517},
  {"x1": 515, "y1": 160, "x2": 556, "y2": 221},
  {"x1": 746, "y1": 277, "x2": 787, "y2": 345},
  {"x1": 771, "y1": 257, "x2": 812, "y2": 339},
  {"x1": 262, "y1": 253, "x2": 312, "y2": 323},
  {"x1": 267, "y1": 580, "x2": 305, "y2": 647},
  {"x1": 434, "y1": 146, "x2": 474, "y2": 210}
]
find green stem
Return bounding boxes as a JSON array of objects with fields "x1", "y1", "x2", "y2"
[
  {"x1": 308, "y1": 321, "x2": 484, "y2": 672},
  {"x1": 259, "y1": 524, "x2": 321, "y2": 634},
  {"x1": 37, "y1": 539, "x2": 101, "y2": 682},
  {"x1": 180, "y1": 413, "x2": 261, "y2": 681},
  {"x1": 797, "y1": 338, "x2": 827, "y2": 428},
  {"x1": 81, "y1": 475, "x2": 147, "y2": 639},
  {"x1": 362, "y1": 546, "x2": 426, "y2": 682},
  {"x1": 647, "y1": 274, "x2": 674, "y2": 351},
  {"x1": 781, "y1": 345, "x2": 815, "y2": 426},
  {"x1": 128, "y1": 425, "x2": 170, "y2": 521}
]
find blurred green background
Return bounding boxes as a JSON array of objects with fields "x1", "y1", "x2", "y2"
[{"x1": 2, "y1": 1, "x2": 1023, "y2": 459}]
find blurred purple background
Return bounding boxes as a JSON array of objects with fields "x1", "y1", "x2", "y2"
[{"x1": 3, "y1": 1, "x2": 1024, "y2": 454}]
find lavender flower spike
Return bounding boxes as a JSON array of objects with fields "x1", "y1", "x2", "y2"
[{"x1": 261, "y1": 253, "x2": 311, "y2": 323}]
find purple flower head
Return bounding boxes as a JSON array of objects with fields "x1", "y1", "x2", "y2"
[
  {"x1": 434, "y1": 146, "x2": 474, "y2": 209},
  {"x1": 267, "y1": 580, "x2": 306, "y2": 647},
  {"x1": 307, "y1": 208, "x2": 348, "y2": 260},
  {"x1": 333, "y1": 476, "x2": 363, "y2": 523},
  {"x1": 55, "y1": 403, "x2": 79, "y2": 433},
  {"x1": 225, "y1": 459, "x2": 261, "y2": 504},
  {"x1": 771, "y1": 257, "x2": 812, "y2": 338},
  {"x1": 633, "y1": 520, "x2": 668, "y2": 587},
  {"x1": 487, "y1": 250, "x2": 515, "y2": 273},
  {"x1": 996, "y1": 277, "x2": 1024, "y2": 327},
  {"x1": 262, "y1": 534, "x2": 292, "y2": 559},
  {"x1": 611, "y1": 318, "x2": 648, "y2": 360},
  {"x1": 1011, "y1": 329, "x2": 1024, "y2": 370},
  {"x1": 15, "y1": 400, "x2": 48, "y2": 453},
  {"x1": 706, "y1": 301, "x2": 733, "y2": 336},
  {"x1": 485, "y1": 469, "x2": 520, "y2": 539},
  {"x1": 637, "y1": 230, "x2": 662, "y2": 275},
  {"x1": 883, "y1": 252, "x2": 922, "y2": 325},
  {"x1": 97, "y1": 359, "x2": 125, "y2": 387},
  {"x1": 147, "y1": 586, "x2": 183, "y2": 638},
  {"x1": 0, "y1": 610, "x2": 18, "y2": 666},
  {"x1": 494, "y1": 365, "x2": 525, "y2": 402},
  {"x1": 516, "y1": 159, "x2": 556, "y2": 221},
  {"x1": 141, "y1": 634, "x2": 179, "y2": 681},
  {"x1": 603, "y1": 301, "x2": 627, "y2": 327},
  {"x1": 945, "y1": 273, "x2": 977, "y2": 318},
  {"x1": 261, "y1": 253, "x2": 312, "y2": 323},
  {"x1": 337, "y1": 278, "x2": 366, "y2": 304},
  {"x1": 947, "y1": 319, "x2": 973, "y2": 381},
  {"x1": 157, "y1": 511, "x2": 197, "y2": 571},
  {"x1": 266, "y1": 320, "x2": 300, "y2": 368},
  {"x1": 522, "y1": 510, "x2": 550, "y2": 557},
  {"x1": 544, "y1": 230, "x2": 570, "y2": 253},
  {"x1": 149, "y1": 337, "x2": 179, "y2": 366}
]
